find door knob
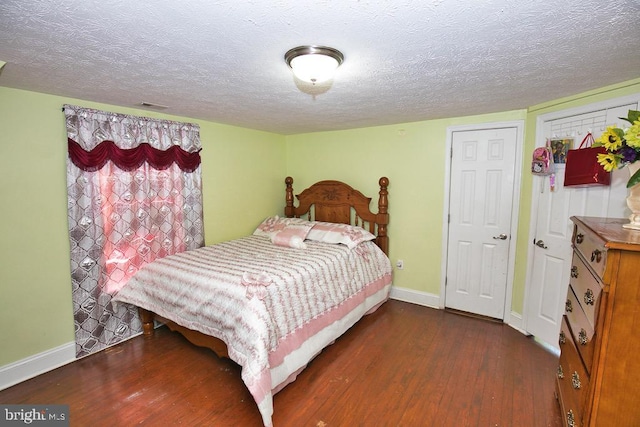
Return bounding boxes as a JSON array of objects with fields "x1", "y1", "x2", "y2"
[
  {"x1": 535, "y1": 239, "x2": 548, "y2": 249},
  {"x1": 493, "y1": 234, "x2": 508, "y2": 240}
]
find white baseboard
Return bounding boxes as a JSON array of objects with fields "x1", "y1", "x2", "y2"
[
  {"x1": 507, "y1": 311, "x2": 525, "y2": 333},
  {"x1": 389, "y1": 286, "x2": 440, "y2": 308},
  {"x1": 0, "y1": 342, "x2": 76, "y2": 391}
]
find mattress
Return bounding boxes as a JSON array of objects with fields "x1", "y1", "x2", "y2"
[{"x1": 112, "y1": 235, "x2": 393, "y2": 426}]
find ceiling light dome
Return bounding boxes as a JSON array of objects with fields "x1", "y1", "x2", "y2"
[{"x1": 284, "y1": 45, "x2": 344, "y2": 84}]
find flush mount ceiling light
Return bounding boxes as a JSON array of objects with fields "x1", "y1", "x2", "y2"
[{"x1": 284, "y1": 45, "x2": 344, "y2": 85}]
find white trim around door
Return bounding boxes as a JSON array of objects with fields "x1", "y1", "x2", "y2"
[{"x1": 440, "y1": 120, "x2": 524, "y2": 325}]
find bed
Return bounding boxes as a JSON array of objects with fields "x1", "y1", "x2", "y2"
[{"x1": 112, "y1": 176, "x2": 392, "y2": 427}]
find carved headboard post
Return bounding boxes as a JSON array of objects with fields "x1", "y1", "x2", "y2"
[
  {"x1": 376, "y1": 177, "x2": 390, "y2": 255},
  {"x1": 285, "y1": 176, "x2": 295, "y2": 218}
]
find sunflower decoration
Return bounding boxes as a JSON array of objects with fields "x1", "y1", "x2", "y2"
[{"x1": 594, "y1": 110, "x2": 640, "y2": 187}]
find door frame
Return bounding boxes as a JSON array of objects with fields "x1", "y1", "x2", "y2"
[
  {"x1": 522, "y1": 93, "x2": 640, "y2": 334},
  {"x1": 440, "y1": 120, "x2": 525, "y2": 324}
]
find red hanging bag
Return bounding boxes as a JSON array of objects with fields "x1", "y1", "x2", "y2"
[{"x1": 564, "y1": 132, "x2": 610, "y2": 187}]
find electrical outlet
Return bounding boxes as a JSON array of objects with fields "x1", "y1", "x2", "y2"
[{"x1": 396, "y1": 259, "x2": 404, "y2": 270}]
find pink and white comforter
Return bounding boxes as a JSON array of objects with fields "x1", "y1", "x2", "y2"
[{"x1": 112, "y1": 235, "x2": 392, "y2": 426}]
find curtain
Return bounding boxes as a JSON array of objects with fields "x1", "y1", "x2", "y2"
[{"x1": 64, "y1": 105, "x2": 204, "y2": 357}]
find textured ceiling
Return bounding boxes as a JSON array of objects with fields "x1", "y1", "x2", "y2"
[{"x1": 1, "y1": 0, "x2": 639, "y2": 135}]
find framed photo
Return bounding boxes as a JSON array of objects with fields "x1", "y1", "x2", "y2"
[{"x1": 547, "y1": 137, "x2": 572, "y2": 164}]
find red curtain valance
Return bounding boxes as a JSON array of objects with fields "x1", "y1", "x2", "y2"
[{"x1": 68, "y1": 138, "x2": 201, "y2": 172}]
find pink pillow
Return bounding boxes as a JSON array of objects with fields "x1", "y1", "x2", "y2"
[
  {"x1": 253, "y1": 216, "x2": 285, "y2": 237},
  {"x1": 271, "y1": 223, "x2": 314, "y2": 249},
  {"x1": 253, "y1": 216, "x2": 310, "y2": 237},
  {"x1": 306, "y1": 222, "x2": 376, "y2": 249}
]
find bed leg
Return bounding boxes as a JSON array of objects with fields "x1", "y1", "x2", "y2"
[{"x1": 138, "y1": 308, "x2": 155, "y2": 335}]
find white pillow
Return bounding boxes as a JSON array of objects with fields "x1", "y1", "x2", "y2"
[{"x1": 306, "y1": 222, "x2": 376, "y2": 249}]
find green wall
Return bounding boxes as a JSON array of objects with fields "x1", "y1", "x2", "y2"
[
  {"x1": 285, "y1": 78, "x2": 640, "y2": 317},
  {"x1": 285, "y1": 111, "x2": 527, "y2": 300},
  {"x1": 0, "y1": 87, "x2": 286, "y2": 366},
  {"x1": 2, "y1": 77, "x2": 640, "y2": 369}
]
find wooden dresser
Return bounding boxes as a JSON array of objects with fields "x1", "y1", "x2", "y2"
[{"x1": 556, "y1": 216, "x2": 640, "y2": 426}]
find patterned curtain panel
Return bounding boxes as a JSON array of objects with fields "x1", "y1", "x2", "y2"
[{"x1": 64, "y1": 105, "x2": 204, "y2": 357}]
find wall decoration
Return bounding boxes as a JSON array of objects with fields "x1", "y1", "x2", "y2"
[{"x1": 547, "y1": 137, "x2": 573, "y2": 164}]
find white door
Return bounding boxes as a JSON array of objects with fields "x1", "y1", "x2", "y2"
[
  {"x1": 524, "y1": 100, "x2": 637, "y2": 348},
  {"x1": 445, "y1": 127, "x2": 518, "y2": 319}
]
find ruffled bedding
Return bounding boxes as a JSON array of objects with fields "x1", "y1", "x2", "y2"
[{"x1": 112, "y1": 235, "x2": 392, "y2": 426}]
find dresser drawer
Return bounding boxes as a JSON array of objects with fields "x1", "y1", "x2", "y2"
[
  {"x1": 569, "y1": 252, "x2": 603, "y2": 329},
  {"x1": 556, "y1": 376, "x2": 581, "y2": 427},
  {"x1": 573, "y1": 224, "x2": 607, "y2": 278},
  {"x1": 558, "y1": 316, "x2": 589, "y2": 426},
  {"x1": 565, "y1": 286, "x2": 596, "y2": 371}
]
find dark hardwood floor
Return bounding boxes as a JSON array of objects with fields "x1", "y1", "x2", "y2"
[{"x1": 0, "y1": 300, "x2": 562, "y2": 426}]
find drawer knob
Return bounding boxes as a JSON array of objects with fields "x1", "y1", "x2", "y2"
[
  {"x1": 584, "y1": 288, "x2": 595, "y2": 305},
  {"x1": 567, "y1": 409, "x2": 576, "y2": 427},
  {"x1": 571, "y1": 266, "x2": 579, "y2": 278},
  {"x1": 591, "y1": 249, "x2": 602, "y2": 263},
  {"x1": 576, "y1": 233, "x2": 584, "y2": 244},
  {"x1": 565, "y1": 298, "x2": 573, "y2": 313},
  {"x1": 559, "y1": 330, "x2": 566, "y2": 345},
  {"x1": 557, "y1": 364, "x2": 564, "y2": 379},
  {"x1": 578, "y1": 328, "x2": 588, "y2": 345},
  {"x1": 572, "y1": 371, "x2": 582, "y2": 390}
]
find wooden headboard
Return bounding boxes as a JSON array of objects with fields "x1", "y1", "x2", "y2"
[{"x1": 284, "y1": 176, "x2": 389, "y2": 255}]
